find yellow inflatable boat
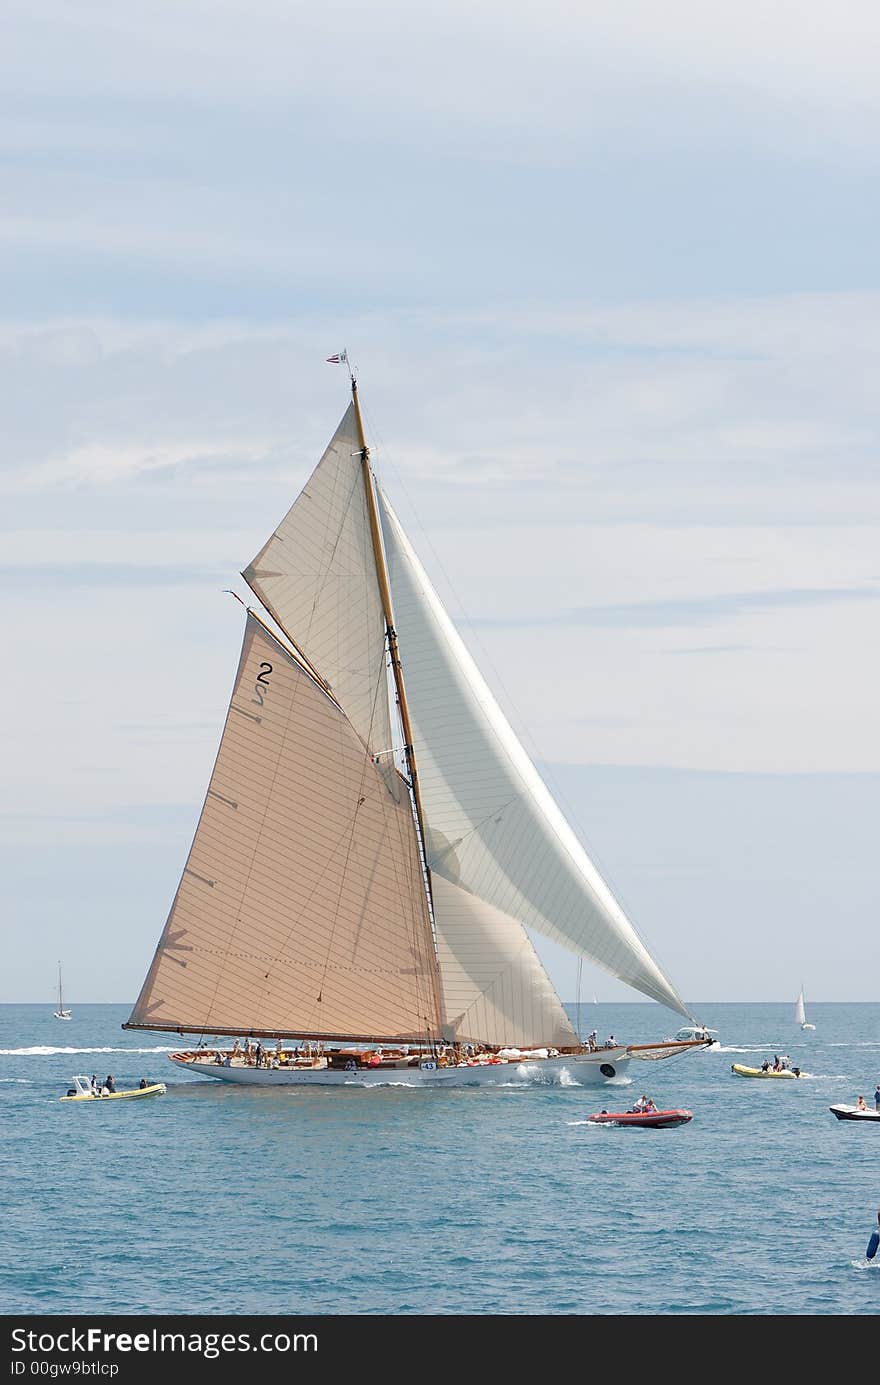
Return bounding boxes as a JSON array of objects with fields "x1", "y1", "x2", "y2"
[
  {"x1": 60, "y1": 1075, "x2": 167, "y2": 1102},
  {"x1": 731, "y1": 1063, "x2": 802, "y2": 1079}
]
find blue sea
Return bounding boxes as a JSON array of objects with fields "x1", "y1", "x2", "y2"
[{"x1": 2, "y1": 1002, "x2": 878, "y2": 1316}]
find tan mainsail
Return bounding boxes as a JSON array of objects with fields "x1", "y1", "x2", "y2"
[
  {"x1": 126, "y1": 615, "x2": 442, "y2": 1040},
  {"x1": 242, "y1": 404, "x2": 394, "y2": 765},
  {"x1": 433, "y1": 876, "x2": 577, "y2": 1049}
]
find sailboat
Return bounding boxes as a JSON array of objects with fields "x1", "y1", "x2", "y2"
[
  {"x1": 123, "y1": 367, "x2": 711, "y2": 1087},
  {"x1": 795, "y1": 986, "x2": 815, "y2": 1031},
  {"x1": 54, "y1": 963, "x2": 71, "y2": 1020}
]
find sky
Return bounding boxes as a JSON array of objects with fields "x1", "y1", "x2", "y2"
[{"x1": 3, "y1": 1, "x2": 879, "y2": 1010}]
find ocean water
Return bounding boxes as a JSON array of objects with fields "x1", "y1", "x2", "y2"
[{"x1": 2, "y1": 1001, "x2": 878, "y2": 1316}]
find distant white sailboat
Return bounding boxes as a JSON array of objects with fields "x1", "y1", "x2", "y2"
[
  {"x1": 53, "y1": 963, "x2": 71, "y2": 1020},
  {"x1": 795, "y1": 985, "x2": 815, "y2": 1031}
]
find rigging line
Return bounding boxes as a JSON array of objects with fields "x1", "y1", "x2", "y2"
[
  {"x1": 200, "y1": 622, "x2": 320, "y2": 1034},
  {"x1": 362, "y1": 402, "x2": 629, "y2": 878},
  {"x1": 373, "y1": 645, "x2": 436, "y2": 1034},
  {"x1": 252, "y1": 426, "x2": 366, "y2": 708},
  {"x1": 576, "y1": 957, "x2": 583, "y2": 1043},
  {"x1": 360, "y1": 629, "x2": 434, "y2": 1030},
  {"x1": 248, "y1": 603, "x2": 416, "y2": 1031},
  {"x1": 311, "y1": 695, "x2": 378, "y2": 1012},
  {"x1": 138, "y1": 619, "x2": 273, "y2": 1039},
  {"x1": 302, "y1": 452, "x2": 361, "y2": 647},
  {"x1": 231, "y1": 594, "x2": 339, "y2": 706},
  {"x1": 353, "y1": 384, "x2": 444, "y2": 1036},
  {"x1": 302, "y1": 588, "x2": 415, "y2": 1028},
  {"x1": 372, "y1": 479, "x2": 686, "y2": 1009},
  {"x1": 359, "y1": 406, "x2": 687, "y2": 1015},
  {"x1": 361, "y1": 401, "x2": 553, "y2": 754},
  {"x1": 428, "y1": 795, "x2": 520, "y2": 864},
  {"x1": 383, "y1": 769, "x2": 434, "y2": 1035},
  {"x1": 363, "y1": 523, "x2": 437, "y2": 1035}
]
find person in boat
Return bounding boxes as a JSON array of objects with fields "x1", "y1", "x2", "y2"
[
  {"x1": 232, "y1": 1039, "x2": 242, "y2": 1058},
  {"x1": 857, "y1": 1095, "x2": 867, "y2": 1111},
  {"x1": 255, "y1": 1042, "x2": 263, "y2": 1068},
  {"x1": 604, "y1": 1034, "x2": 616, "y2": 1049},
  {"x1": 104, "y1": 1075, "x2": 115, "y2": 1094},
  {"x1": 761, "y1": 1060, "x2": 770, "y2": 1072},
  {"x1": 90, "y1": 1074, "x2": 99, "y2": 1094},
  {"x1": 874, "y1": 1084, "x2": 880, "y2": 1112},
  {"x1": 139, "y1": 1077, "x2": 149, "y2": 1089},
  {"x1": 587, "y1": 1029, "x2": 598, "y2": 1051}
]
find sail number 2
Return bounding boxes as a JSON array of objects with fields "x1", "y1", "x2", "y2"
[{"x1": 251, "y1": 661, "x2": 273, "y2": 707}]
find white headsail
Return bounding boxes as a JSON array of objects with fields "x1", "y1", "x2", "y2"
[
  {"x1": 127, "y1": 614, "x2": 442, "y2": 1041},
  {"x1": 377, "y1": 489, "x2": 691, "y2": 1019},
  {"x1": 433, "y1": 875, "x2": 577, "y2": 1048}
]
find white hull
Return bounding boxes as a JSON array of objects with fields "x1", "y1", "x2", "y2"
[{"x1": 170, "y1": 1049, "x2": 631, "y2": 1088}]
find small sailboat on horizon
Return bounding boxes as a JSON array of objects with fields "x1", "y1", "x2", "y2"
[
  {"x1": 123, "y1": 365, "x2": 713, "y2": 1088},
  {"x1": 53, "y1": 963, "x2": 71, "y2": 1020},
  {"x1": 795, "y1": 985, "x2": 815, "y2": 1031}
]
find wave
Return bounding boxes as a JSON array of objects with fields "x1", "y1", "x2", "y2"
[
  {"x1": 0, "y1": 1046, "x2": 179, "y2": 1056},
  {"x1": 719, "y1": 1045, "x2": 808, "y2": 1054},
  {"x1": 0, "y1": 1077, "x2": 33, "y2": 1084}
]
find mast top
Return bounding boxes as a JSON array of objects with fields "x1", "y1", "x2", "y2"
[{"x1": 326, "y1": 348, "x2": 355, "y2": 391}]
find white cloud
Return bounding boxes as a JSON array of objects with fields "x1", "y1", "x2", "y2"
[
  {"x1": 6, "y1": 2, "x2": 880, "y2": 158},
  {"x1": 4, "y1": 3, "x2": 879, "y2": 999}
]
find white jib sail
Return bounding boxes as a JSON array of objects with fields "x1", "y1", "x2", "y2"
[
  {"x1": 377, "y1": 489, "x2": 690, "y2": 1019},
  {"x1": 127, "y1": 615, "x2": 442, "y2": 1041},
  {"x1": 242, "y1": 404, "x2": 394, "y2": 767},
  {"x1": 433, "y1": 876, "x2": 577, "y2": 1048}
]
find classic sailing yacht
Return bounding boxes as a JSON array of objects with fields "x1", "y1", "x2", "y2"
[
  {"x1": 124, "y1": 368, "x2": 709, "y2": 1087},
  {"x1": 795, "y1": 986, "x2": 815, "y2": 1031},
  {"x1": 54, "y1": 962, "x2": 71, "y2": 1020}
]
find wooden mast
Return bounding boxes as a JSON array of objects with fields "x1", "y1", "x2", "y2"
[
  {"x1": 350, "y1": 378, "x2": 433, "y2": 901},
  {"x1": 350, "y1": 377, "x2": 445, "y2": 1042}
]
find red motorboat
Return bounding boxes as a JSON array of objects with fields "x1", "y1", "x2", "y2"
[{"x1": 587, "y1": 1108, "x2": 693, "y2": 1129}]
